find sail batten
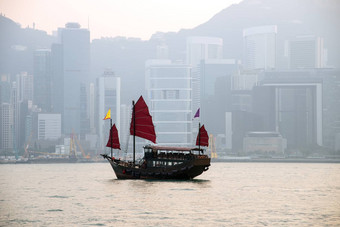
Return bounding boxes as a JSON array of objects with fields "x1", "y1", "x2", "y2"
[
  {"x1": 130, "y1": 96, "x2": 156, "y2": 143},
  {"x1": 106, "y1": 124, "x2": 121, "y2": 150}
]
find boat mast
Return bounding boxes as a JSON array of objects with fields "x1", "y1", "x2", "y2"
[
  {"x1": 132, "y1": 100, "x2": 136, "y2": 166},
  {"x1": 198, "y1": 122, "x2": 201, "y2": 151},
  {"x1": 110, "y1": 118, "x2": 113, "y2": 158}
]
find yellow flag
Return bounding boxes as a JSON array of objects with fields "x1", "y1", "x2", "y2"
[{"x1": 103, "y1": 109, "x2": 111, "y2": 120}]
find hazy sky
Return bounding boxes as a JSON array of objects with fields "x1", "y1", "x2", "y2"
[{"x1": 0, "y1": 0, "x2": 241, "y2": 40}]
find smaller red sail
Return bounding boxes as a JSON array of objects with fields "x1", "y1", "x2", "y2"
[
  {"x1": 106, "y1": 124, "x2": 121, "y2": 149},
  {"x1": 196, "y1": 125, "x2": 209, "y2": 147}
]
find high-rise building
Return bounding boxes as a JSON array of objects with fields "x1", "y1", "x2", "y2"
[
  {"x1": 33, "y1": 49, "x2": 51, "y2": 112},
  {"x1": 0, "y1": 75, "x2": 11, "y2": 150},
  {"x1": 11, "y1": 72, "x2": 33, "y2": 152},
  {"x1": 89, "y1": 83, "x2": 95, "y2": 134},
  {"x1": 196, "y1": 59, "x2": 238, "y2": 135},
  {"x1": 19, "y1": 73, "x2": 33, "y2": 145},
  {"x1": 145, "y1": 59, "x2": 192, "y2": 146},
  {"x1": 58, "y1": 22, "x2": 90, "y2": 136},
  {"x1": 0, "y1": 103, "x2": 13, "y2": 150},
  {"x1": 50, "y1": 43, "x2": 63, "y2": 116},
  {"x1": 96, "y1": 70, "x2": 121, "y2": 149},
  {"x1": 0, "y1": 75, "x2": 11, "y2": 104},
  {"x1": 16, "y1": 72, "x2": 33, "y2": 103},
  {"x1": 243, "y1": 25, "x2": 277, "y2": 71},
  {"x1": 257, "y1": 71, "x2": 323, "y2": 149},
  {"x1": 186, "y1": 37, "x2": 223, "y2": 67},
  {"x1": 120, "y1": 104, "x2": 131, "y2": 152},
  {"x1": 289, "y1": 36, "x2": 326, "y2": 69},
  {"x1": 37, "y1": 113, "x2": 61, "y2": 140},
  {"x1": 186, "y1": 36, "x2": 228, "y2": 138}
]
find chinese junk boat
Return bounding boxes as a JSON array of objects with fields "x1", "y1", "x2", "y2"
[{"x1": 101, "y1": 96, "x2": 210, "y2": 180}]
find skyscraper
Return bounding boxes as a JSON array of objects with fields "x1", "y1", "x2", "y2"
[
  {"x1": 243, "y1": 25, "x2": 277, "y2": 71},
  {"x1": 33, "y1": 49, "x2": 51, "y2": 112},
  {"x1": 257, "y1": 71, "x2": 323, "y2": 149},
  {"x1": 11, "y1": 72, "x2": 33, "y2": 152},
  {"x1": 289, "y1": 36, "x2": 326, "y2": 69},
  {"x1": 58, "y1": 22, "x2": 90, "y2": 136},
  {"x1": 186, "y1": 37, "x2": 223, "y2": 67},
  {"x1": 37, "y1": 113, "x2": 61, "y2": 140},
  {"x1": 0, "y1": 103, "x2": 13, "y2": 150},
  {"x1": 145, "y1": 59, "x2": 192, "y2": 146},
  {"x1": 97, "y1": 69, "x2": 121, "y2": 149},
  {"x1": 50, "y1": 43, "x2": 63, "y2": 116},
  {"x1": 186, "y1": 37, "x2": 225, "y2": 138},
  {"x1": 195, "y1": 59, "x2": 238, "y2": 136}
]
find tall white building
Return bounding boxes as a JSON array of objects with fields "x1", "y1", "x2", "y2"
[
  {"x1": 89, "y1": 83, "x2": 95, "y2": 134},
  {"x1": 120, "y1": 104, "x2": 132, "y2": 152},
  {"x1": 97, "y1": 70, "x2": 121, "y2": 149},
  {"x1": 186, "y1": 37, "x2": 225, "y2": 136},
  {"x1": 243, "y1": 25, "x2": 277, "y2": 70},
  {"x1": 145, "y1": 59, "x2": 192, "y2": 146},
  {"x1": 37, "y1": 113, "x2": 61, "y2": 140},
  {"x1": 15, "y1": 72, "x2": 33, "y2": 148},
  {"x1": 16, "y1": 72, "x2": 33, "y2": 103},
  {"x1": 186, "y1": 37, "x2": 223, "y2": 67}
]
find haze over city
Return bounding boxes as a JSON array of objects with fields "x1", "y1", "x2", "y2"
[
  {"x1": 1, "y1": 0, "x2": 241, "y2": 40},
  {"x1": 0, "y1": 0, "x2": 339, "y2": 160}
]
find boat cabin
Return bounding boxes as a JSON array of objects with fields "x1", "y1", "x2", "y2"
[{"x1": 142, "y1": 145, "x2": 207, "y2": 168}]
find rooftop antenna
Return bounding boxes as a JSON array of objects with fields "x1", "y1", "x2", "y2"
[{"x1": 87, "y1": 16, "x2": 90, "y2": 30}]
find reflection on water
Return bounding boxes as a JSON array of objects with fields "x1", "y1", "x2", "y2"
[{"x1": 0, "y1": 163, "x2": 339, "y2": 226}]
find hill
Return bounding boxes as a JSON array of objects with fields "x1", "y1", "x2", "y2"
[
  {"x1": 0, "y1": 15, "x2": 55, "y2": 75},
  {"x1": 165, "y1": 0, "x2": 340, "y2": 68}
]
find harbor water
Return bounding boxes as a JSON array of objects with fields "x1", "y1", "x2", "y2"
[{"x1": 0, "y1": 162, "x2": 339, "y2": 226}]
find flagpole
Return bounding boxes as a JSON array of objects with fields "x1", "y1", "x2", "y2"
[{"x1": 110, "y1": 118, "x2": 113, "y2": 158}]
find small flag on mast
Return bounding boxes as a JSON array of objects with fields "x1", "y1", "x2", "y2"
[
  {"x1": 103, "y1": 109, "x2": 111, "y2": 120},
  {"x1": 193, "y1": 108, "x2": 200, "y2": 119}
]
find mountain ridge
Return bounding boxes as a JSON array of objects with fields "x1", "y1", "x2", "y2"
[{"x1": 1, "y1": 0, "x2": 339, "y2": 103}]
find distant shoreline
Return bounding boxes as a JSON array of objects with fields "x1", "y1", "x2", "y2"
[
  {"x1": 1, "y1": 158, "x2": 340, "y2": 164},
  {"x1": 212, "y1": 158, "x2": 340, "y2": 164}
]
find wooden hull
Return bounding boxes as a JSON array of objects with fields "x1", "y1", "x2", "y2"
[{"x1": 105, "y1": 158, "x2": 210, "y2": 180}]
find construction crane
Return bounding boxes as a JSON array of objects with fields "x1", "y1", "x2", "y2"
[
  {"x1": 24, "y1": 131, "x2": 33, "y2": 158},
  {"x1": 71, "y1": 129, "x2": 90, "y2": 159},
  {"x1": 69, "y1": 132, "x2": 77, "y2": 158},
  {"x1": 209, "y1": 134, "x2": 218, "y2": 159}
]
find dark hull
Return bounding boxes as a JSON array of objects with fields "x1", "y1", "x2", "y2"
[{"x1": 106, "y1": 158, "x2": 210, "y2": 180}]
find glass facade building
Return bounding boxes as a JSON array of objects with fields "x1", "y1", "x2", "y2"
[
  {"x1": 146, "y1": 60, "x2": 192, "y2": 146},
  {"x1": 58, "y1": 23, "x2": 90, "y2": 136}
]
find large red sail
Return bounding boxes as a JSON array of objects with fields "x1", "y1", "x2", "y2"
[
  {"x1": 106, "y1": 124, "x2": 121, "y2": 149},
  {"x1": 196, "y1": 125, "x2": 209, "y2": 147},
  {"x1": 130, "y1": 96, "x2": 156, "y2": 143}
]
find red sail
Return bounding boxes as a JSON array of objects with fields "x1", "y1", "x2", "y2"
[
  {"x1": 196, "y1": 125, "x2": 209, "y2": 147},
  {"x1": 106, "y1": 124, "x2": 121, "y2": 149},
  {"x1": 130, "y1": 96, "x2": 156, "y2": 143}
]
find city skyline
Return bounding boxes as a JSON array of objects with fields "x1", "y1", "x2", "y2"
[{"x1": 0, "y1": 0, "x2": 339, "y2": 157}]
